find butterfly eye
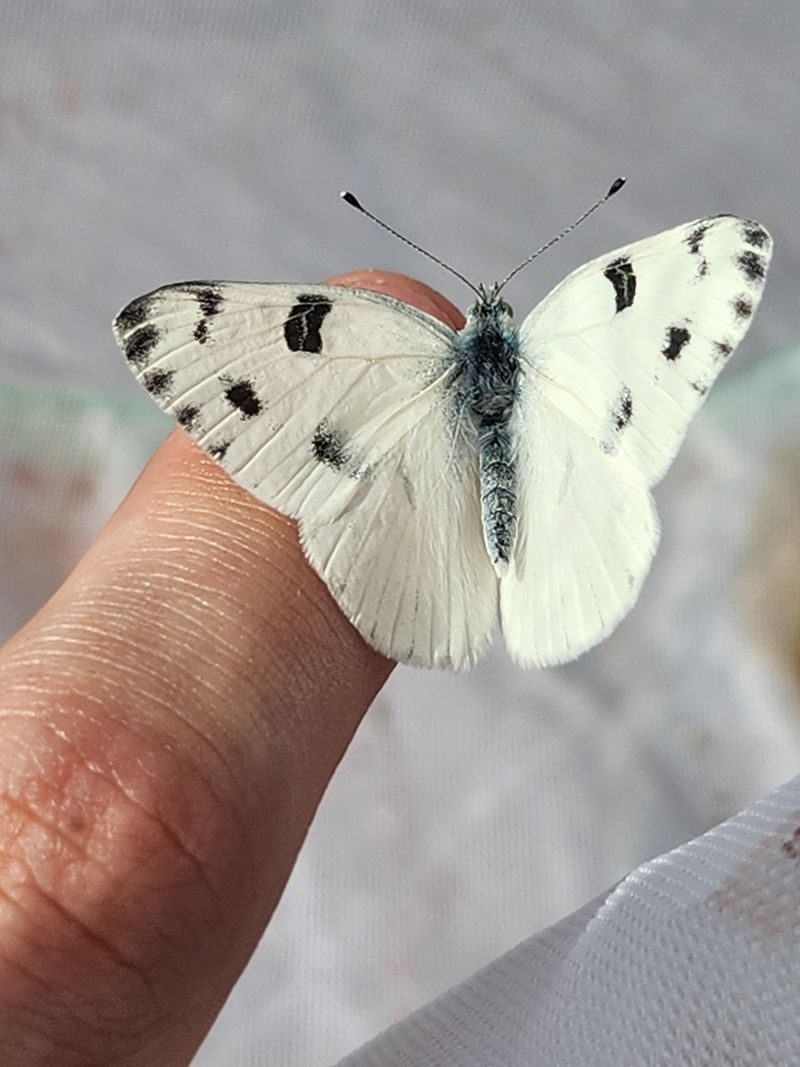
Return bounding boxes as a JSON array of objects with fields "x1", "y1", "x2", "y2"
[{"x1": 502, "y1": 300, "x2": 513, "y2": 318}]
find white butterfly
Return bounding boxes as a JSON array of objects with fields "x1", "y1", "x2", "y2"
[{"x1": 113, "y1": 200, "x2": 772, "y2": 669}]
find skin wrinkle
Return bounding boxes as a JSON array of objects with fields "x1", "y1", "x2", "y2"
[
  {"x1": 30, "y1": 735, "x2": 214, "y2": 895},
  {"x1": 0, "y1": 951, "x2": 57, "y2": 1009},
  {"x1": 13, "y1": 869, "x2": 155, "y2": 1002},
  {"x1": 0, "y1": 767, "x2": 227, "y2": 1041},
  {"x1": 0, "y1": 692, "x2": 245, "y2": 918},
  {"x1": 84, "y1": 707, "x2": 235, "y2": 891},
  {"x1": 136, "y1": 522, "x2": 342, "y2": 636},
  {"x1": 0, "y1": 663, "x2": 238, "y2": 839},
  {"x1": 9, "y1": 598, "x2": 284, "y2": 779},
  {"x1": 0, "y1": 958, "x2": 159, "y2": 1063},
  {"x1": 0, "y1": 790, "x2": 96, "y2": 871},
  {"x1": 0, "y1": 998, "x2": 100, "y2": 1067},
  {"x1": 92, "y1": 510, "x2": 352, "y2": 711},
  {"x1": 0, "y1": 271, "x2": 450, "y2": 1066},
  {"x1": 1, "y1": 669, "x2": 258, "y2": 880},
  {"x1": 0, "y1": 881, "x2": 155, "y2": 1046},
  {"x1": 0, "y1": 736, "x2": 216, "y2": 925}
]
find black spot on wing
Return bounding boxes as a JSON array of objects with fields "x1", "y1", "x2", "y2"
[
  {"x1": 176, "y1": 404, "x2": 202, "y2": 431},
  {"x1": 284, "y1": 293, "x2": 333, "y2": 353},
  {"x1": 612, "y1": 386, "x2": 633, "y2": 430},
  {"x1": 733, "y1": 295, "x2": 753, "y2": 321},
  {"x1": 191, "y1": 285, "x2": 224, "y2": 318},
  {"x1": 691, "y1": 381, "x2": 709, "y2": 396},
  {"x1": 685, "y1": 224, "x2": 709, "y2": 255},
  {"x1": 603, "y1": 257, "x2": 637, "y2": 313},
  {"x1": 742, "y1": 223, "x2": 769, "y2": 248},
  {"x1": 714, "y1": 339, "x2": 733, "y2": 359},
  {"x1": 124, "y1": 324, "x2": 160, "y2": 368},
  {"x1": 662, "y1": 325, "x2": 691, "y2": 362},
  {"x1": 142, "y1": 368, "x2": 173, "y2": 398},
  {"x1": 184, "y1": 285, "x2": 224, "y2": 345},
  {"x1": 223, "y1": 377, "x2": 261, "y2": 419},
  {"x1": 115, "y1": 294, "x2": 155, "y2": 335},
  {"x1": 312, "y1": 420, "x2": 349, "y2": 470},
  {"x1": 209, "y1": 440, "x2": 231, "y2": 461},
  {"x1": 737, "y1": 250, "x2": 767, "y2": 284}
]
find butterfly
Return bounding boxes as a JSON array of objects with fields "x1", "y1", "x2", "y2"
[{"x1": 113, "y1": 190, "x2": 772, "y2": 669}]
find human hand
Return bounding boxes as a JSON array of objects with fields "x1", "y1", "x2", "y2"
[{"x1": 0, "y1": 271, "x2": 462, "y2": 1066}]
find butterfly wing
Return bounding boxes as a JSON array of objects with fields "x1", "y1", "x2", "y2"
[
  {"x1": 501, "y1": 215, "x2": 772, "y2": 667},
  {"x1": 300, "y1": 408, "x2": 496, "y2": 668},
  {"x1": 114, "y1": 282, "x2": 497, "y2": 668}
]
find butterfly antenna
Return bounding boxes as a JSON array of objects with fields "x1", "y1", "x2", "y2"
[
  {"x1": 340, "y1": 190, "x2": 481, "y2": 297},
  {"x1": 497, "y1": 177, "x2": 627, "y2": 292}
]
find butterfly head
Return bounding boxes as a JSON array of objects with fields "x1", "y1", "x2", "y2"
[{"x1": 468, "y1": 283, "x2": 514, "y2": 323}]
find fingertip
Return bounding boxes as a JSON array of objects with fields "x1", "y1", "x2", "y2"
[{"x1": 326, "y1": 269, "x2": 466, "y2": 329}]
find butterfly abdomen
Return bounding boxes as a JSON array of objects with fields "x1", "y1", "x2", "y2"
[
  {"x1": 457, "y1": 300, "x2": 521, "y2": 574},
  {"x1": 477, "y1": 422, "x2": 517, "y2": 572}
]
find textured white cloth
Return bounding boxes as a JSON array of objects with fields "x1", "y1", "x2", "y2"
[{"x1": 337, "y1": 773, "x2": 800, "y2": 1066}]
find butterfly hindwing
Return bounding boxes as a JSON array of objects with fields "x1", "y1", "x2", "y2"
[
  {"x1": 301, "y1": 404, "x2": 497, "y2": 668},
  {"x1": 500, "y1": 395, "x2": 659, "y2": 666},
  {"x1": 501, "y1": 215, "x2": 771, "y2": 666},
  {"x1": 114, "y1": 281, "x2": 497, "y2": 667}
]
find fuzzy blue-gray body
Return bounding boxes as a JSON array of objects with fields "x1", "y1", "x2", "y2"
[{"x1": 455, "y1": 292, "x2": 520, "y2": 573}]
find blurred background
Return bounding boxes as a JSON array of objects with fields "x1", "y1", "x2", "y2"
[{"x1": 2, "y1": 2, "x2": 800, "y2": 1063}]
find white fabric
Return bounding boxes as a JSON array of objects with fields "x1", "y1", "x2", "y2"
[{"x1": 337, "y1": 773, "x2": 800, "y2": 1066}]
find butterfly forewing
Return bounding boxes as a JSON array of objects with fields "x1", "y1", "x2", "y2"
[
  {"x1": 500, "y1": 214, "x2": 771, "y2": 667},
  {"x1": 114, "y1": 281, "x2": 496, "y2": 667},
  {"x1": 518, "y1": 215, "x2": 772, "y2": 487},
  {"x1": 114, "y1": 282, "x2": 455, "y2": 508}
]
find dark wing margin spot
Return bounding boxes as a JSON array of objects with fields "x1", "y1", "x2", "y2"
[
  {"x1": 194, "y1": 319, "x2": 209, "y2": 344},
  {"x1": 209, "y1": 440, "x2": 231, "y2": 461},
  {"x1": 191, "y1": 286, "x2": 224, "y2": 318},
  {"x1": 662, "y1": 325, "x2": 691, "y2": 362},
  {"x1": 742, "y1": 223, "x2": 769, "y2": 248},
  {"x1": 115, "y1": 294, "x2": 155, "y2": 334},
  {"x1": 223, "y1": 377, "x2": 262, "y2": 419},
  {"x1": 284, "y1": 293, "x2": 333, "y2": 353},
  {"x1": 737, "y1": 250, "x2": 766, "y2": 284},
  {"x1": 612, "y1": 386, "x2": 633, "y2": 430},
  {"x1": 685, "y1": 224, "x2": 709, "y2": 255},
  {"x1": 124, "y1": 324, "x2": 160, "y2": 367},
  {"x1": 714, "y1": 340, "x2": 733, "y2": 359},
  {"x1": 142, "y1": 368, "x2": 173, "y2": 397},
  {"x1": 176, "y1": 404, "x2": 201, "y2": 431},
  {"x1": 312, "y1": 419, "x2": 350, "y2": 469},
  {"x1": 603, "y1": 257, "x2": 636, "y2": 313},
  {"x1": 733, "y1": 295, "x2": 753, "y2": 320},
  {"x1": 691, "y1": 381, "x2": 709, "y2": 395}
]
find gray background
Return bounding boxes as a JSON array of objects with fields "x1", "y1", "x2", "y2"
[{"x1": 2, "y1": 2, "x2": 800, "y2": 1064}]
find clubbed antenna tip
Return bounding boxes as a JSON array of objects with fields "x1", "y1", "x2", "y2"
[
  {"x1": 607, "y1": 177, "x2": 626, "y2": 198},
  {"x1": 340, "y1": 178, "x2": 629, "y2": 297},
  {"x1": 498, "y1": 176, "x2": 630, "y2": 291},
  {"x1": 338, "y1": 188, "x2": 480, "y2": 295}
]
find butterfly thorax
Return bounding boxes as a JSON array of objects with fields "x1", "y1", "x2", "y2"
[{"x1": 456, "y1": 291, "x2": 520, "y2": 575}]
